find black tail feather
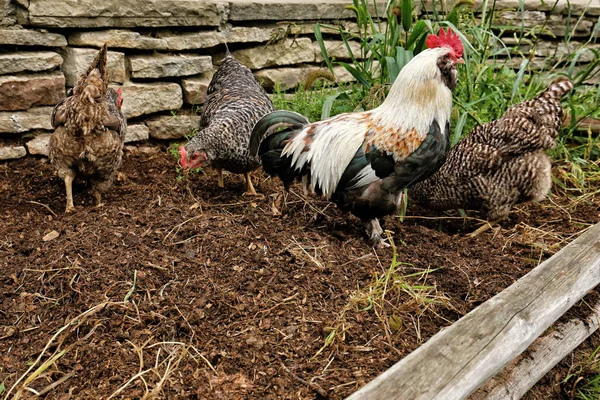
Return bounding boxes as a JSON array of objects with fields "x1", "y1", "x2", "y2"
[{"x1": 249, "y1": 110, "x2": 309, "y2": 156}]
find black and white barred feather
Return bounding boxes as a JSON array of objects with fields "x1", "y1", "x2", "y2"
[
  {"x1": 408, "y1": 78, "x2": 573, "y2": 221},
  {"x1": 182, "y1": 52, "x2": 274, "y2": 174}
]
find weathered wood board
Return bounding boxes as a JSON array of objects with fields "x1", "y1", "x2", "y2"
[
  {"x1": 472, "y1": 299, "x2": 600, "y2": 399},
  {"x1": 346, "y1": 222, "x2": 600, "y2": 400}
]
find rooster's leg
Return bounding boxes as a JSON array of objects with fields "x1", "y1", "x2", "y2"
[
  {"x1": 217, "y1": 168, "x2": 224, "y2": 188},
  {"x1": 366, "y1": 219, "x2": 390, "y2": 248},
  {"x1": 244, "y1": 172, "x2": 259, "y2": 196},
  {"x1": 301, "y1": 175, "x2": 310, "y2": 196},
  {"x1": 64, "y1": 174, "x2": 75, "y2": 213}
]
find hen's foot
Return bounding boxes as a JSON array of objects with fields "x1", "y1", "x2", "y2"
[
  {"x1": 92, "y1": 191, "x2": 103, "y2": 207},
  {"x1": 468, "y1": 220, "x2": 500, "y2": 238},
  {"x1": 243, "y1": 172, "x2": 261, "y2": 196},
  {"x1": 65, "y1": 205, "x2": 76, "y2": 213}
]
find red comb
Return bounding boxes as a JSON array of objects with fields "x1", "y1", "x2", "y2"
[
  {"x1": 116, "y1": 88, "x2": 122, "y2": 96},
  {"x1": 426, "y1": 27, "x2": 464, "y2": 58}
]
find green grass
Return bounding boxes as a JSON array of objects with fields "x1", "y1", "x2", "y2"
[
  {"x1": 276, "y1": 0, "x2": 600, "y2": 195},
  {"x1": 314, "y1": 235, "x2": 452, "y2": 357},
  {"x1": 563, "y1": 345, "x2": 600, "y2": 399},
  {"x1": 167, "y1": 131, "x2": 204, "y2": 181}
]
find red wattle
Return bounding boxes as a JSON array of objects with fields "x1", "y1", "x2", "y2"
[{"x1": 178, "y1": 146, "x2": 188, "y2": 168}]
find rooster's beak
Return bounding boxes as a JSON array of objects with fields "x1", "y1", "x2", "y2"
[{"x1": 455, "y1": 57, "x2": 465, "y2": 65}]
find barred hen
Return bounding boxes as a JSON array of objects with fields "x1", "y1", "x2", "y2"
[
  {"x1": 250, "y1": 29, "x2": 464, "y2": 246},
  {"x1": 178, "y1": 51, "x2": 274, "y2": 195},
  {"x1": 408, "y1": 78, "x2": 573, "y2": 235},
  {"x1": 49, "y1": 43, "x2": 126, "y2": 213}
]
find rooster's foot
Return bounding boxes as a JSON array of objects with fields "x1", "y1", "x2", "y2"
[
  {"x1": 366, "y1": 219, "x2": 390, "y2": 248},
  {"x1": 65, "y1": 205, "x2": 75, "y2": 213}
]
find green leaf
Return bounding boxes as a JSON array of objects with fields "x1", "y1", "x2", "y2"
[
  {"x1": 401, "y1": 0, "x2": 413, "y2": 32},
  {"x1": 386, "y1": 56, "x2": 400, "y2": 82},
  {"x1": 339, "y1": 62, "x2": 372, "y2": 89},
  {"x1": 322, "y1": 91, "x2": 351, "y2": 119},
  {"x1": 452, "y1": 112, "x2": 469, "y2": 146},
  {"x1": 406, "y1": 20, "x2": 427, "y2": 49},
  {"x1": 511, "y1": 58, "x2": 529, "y2": 101},
  {"x1": 314, "y1": 24, "x2": 334, "y2": 74}
]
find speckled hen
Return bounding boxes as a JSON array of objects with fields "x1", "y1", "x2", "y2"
[
  {"x1": 49, "y1": 43, "x2": 126, "y2": 213},
  {"x1": 178, "y1": 51, "x2": 274, "y2": 195},
  {"x1": 249, "y1": 29, "x2": 464, "y2": 246},
  {"x1": 408, "y1": 78, "x2": 573, "y2": 235}
]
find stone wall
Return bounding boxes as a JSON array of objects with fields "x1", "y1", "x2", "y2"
[{"x1": 0, "y1": 0, "x2": 598, "y2": 160}]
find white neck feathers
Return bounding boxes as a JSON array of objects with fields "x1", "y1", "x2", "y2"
[{"x1": 371, "y1": 47, "x2": 453, "y2": 136}]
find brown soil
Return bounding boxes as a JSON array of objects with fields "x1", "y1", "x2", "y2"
[{"x1": 1, "y1": 145, "x2": 599, "y2": 399}]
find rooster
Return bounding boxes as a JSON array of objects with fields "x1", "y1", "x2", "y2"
[
  {"x1": 178, "y1": 51, "x2": 274, "y2": 195},
  {"x1": 408, "y1": 78, "x2": 573, "y2": 236},
  {"x1": 249, "y1": 28, "x2": 464, "y2": 246},
  {"x1": 49, "y1": 43, "x2": 126, "y2": 213}
]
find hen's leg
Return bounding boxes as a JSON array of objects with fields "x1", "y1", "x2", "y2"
[
  {"x1": 63, "y1": 173, "x2": 75, "y2": 213},
  {"x1": 91, "y1": 177, "x2": 113, "y2": 207},
  {"x1": 365, "y1": 219, "x2": 390, "y2": 248},
  {"x1": 468, "y1": 219, "x2": 501, "y2": 238},
  {"x1": 217, "y1": 168, "x2": 224, "y2": 188},
  {"x1": 243, "y1": 172, "x2": 259, "y2": 196}
]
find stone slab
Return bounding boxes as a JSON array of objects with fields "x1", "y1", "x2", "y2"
[
  {"x1": 232, "y1": 37, "x2": 315, "y2": 70},
  {"x1": 124, "y1": 124, "x2": 149, "y2": 143},
  {"x1": 0, "y1": 28, "x2": 67, "y2": 46},
  {"x1": 21, "y1": 0, "x2": 226, "y2": 28},
  {"x1": 129, "y1": 54, "x2": 213, "y2": 79},
  {"x1": 60, "y1": 47, "x2": 126, "y2": 86},
  {"x1": 146, "y1": 114, "x2": 201, "y2": 140},
  {"x1": 0, "y1": 51, "x2": 63, "y2": 74},
  {"x1": 116, "y1": 82, "x2": 183, "y2": 119},
  {"x1": 256, "y1": 65, "x2": 353, "y2": 91},
  {"x1": 0, "y1": 72, "x2": 65, "y2": 111},
  {"x1": 69, "y1": 29, "x2": 225, "y2": 50},
  {"x1": 0, "y1": 107, "x2": 54, "y2": 133},
  {"x1": 0, "y1": 146, "x2": 27, "y2": 160},
  {"x1": 26, "y1": 132, "x2": 52, "y2": 156},
  {"x1": 182, "y1": 74, "x2": 213, "y2": 105}
]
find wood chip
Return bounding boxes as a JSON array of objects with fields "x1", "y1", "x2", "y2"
[{"x1": 42, "y1": 230, "x2": 59, "y2": 242}]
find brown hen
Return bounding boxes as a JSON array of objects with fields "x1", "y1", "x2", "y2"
[
  {"x1": 49, "y1": 44, "x2": 126, "y2": 213},
  {"x1": 408, "y1": 78, "x2": 573, "y2": 235}
]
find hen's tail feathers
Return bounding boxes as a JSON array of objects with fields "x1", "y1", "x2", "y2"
[
  {"x1": 540, "y1": 77, "x2": 574, "y2": 102},
  {"x1": 249, "y1": 110, "x2": 309, "y2": 156},
  {"x1": 75, "y1": 43, "x2": 109, "y2": 94}
]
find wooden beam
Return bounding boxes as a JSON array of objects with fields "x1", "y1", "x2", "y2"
[
  {"x1": 472, "y1": 299, "x2": 600, "y2": 399},
  {"x1": 345, "y1": 222, "x2": 600, "y2": 400}
]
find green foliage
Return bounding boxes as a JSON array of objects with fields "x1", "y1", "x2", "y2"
[
  {"x1": 562, "y1": 345, "x2": 600, "y2": 400},
  {"x1": 167, "y1": 142, "x2": 203, "y2": 181},
  {"x1": 308, "y1": 0, "x2": 600, "y2": 190}
]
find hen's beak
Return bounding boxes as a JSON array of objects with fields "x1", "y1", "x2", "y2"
[{"x1": 455, "y1": 57, "x2": 465, "y2": 65}]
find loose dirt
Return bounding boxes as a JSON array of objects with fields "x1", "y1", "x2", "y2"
[{"x1": 1, "y1": 145, "x2": 599, "y2": 399}]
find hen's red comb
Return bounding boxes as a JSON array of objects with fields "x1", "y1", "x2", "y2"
[
  {"x1": 116, "y1": 88, "x2": 122, "y2": 96},
  {"x1": 426, "y1": 28, "x2": 464, "y2": 58}
]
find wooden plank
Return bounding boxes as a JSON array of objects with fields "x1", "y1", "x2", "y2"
[
  {"x1": 346, "y1": 222, "x2": 600, "y2": 400},
  {"x1": 472, "y1": 299, "x2": 600, "y2": 399}
]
